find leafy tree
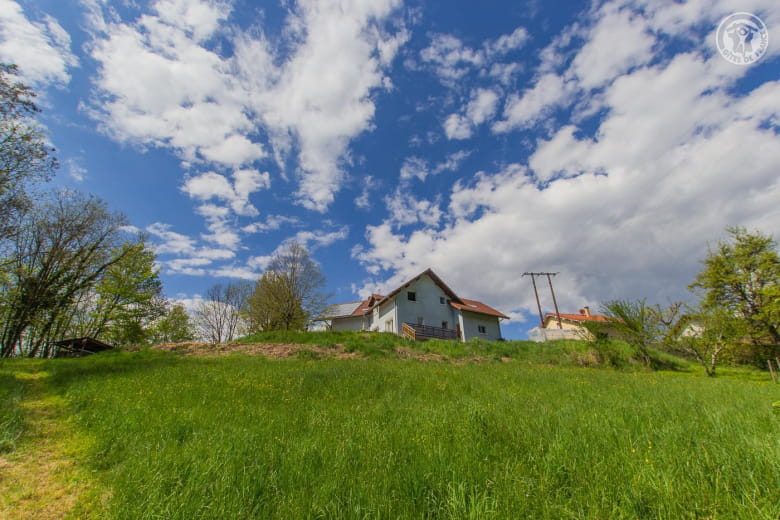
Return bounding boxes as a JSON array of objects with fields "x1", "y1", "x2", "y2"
[
  {"x1": 586, "y1": 299, "x2": 681, "y2": 367},
  {"x1": 675, "y1": 307, "x2": 745, "y2": 377},
  {"x1": 0, "y1": 64, "x2": 57, "y2": 240},
  {"x1": 244, "y1": 241, "x2": 326, "y2": 331},
  {"x1": 67, "y1": 237, "x2": 165, "y2": 346},
  {"x1": 0, "y1": 192, "x2": 129, "y2": 357},
  {"x1": 689, "y1": 227, "x2": 780, "y2": 349},
  {"x1": 150, "y1": 303, "x2": 195, "y2": 344},
  {"x1": 195, "y1": 281, "x2": 252, "y2": 343}
]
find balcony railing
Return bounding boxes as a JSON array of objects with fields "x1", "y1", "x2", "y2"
[{"x1": 402, "y1": 322, "x2": 460, "y2": 341}]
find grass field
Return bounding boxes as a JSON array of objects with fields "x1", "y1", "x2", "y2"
[{"x1": 1, "y1": 337, "x2": 779, "y2": 519}]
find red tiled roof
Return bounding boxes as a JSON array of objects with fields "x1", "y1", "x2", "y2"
[
  {"x1": 451, "y1": 298, "x2": 510, "y2": 319},
  {"x1": 544, "y1": 312, "x2": 611, "y2": 323}
]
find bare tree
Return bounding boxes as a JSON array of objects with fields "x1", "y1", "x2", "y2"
[
  {"x1": 244, "y1": 241, "x2": 327, "y2": 331},
  {"x1": 194, "y1": 281, "x2": 252, "y2": 343},
  {"x1": 0, "y1": 64, "x2": 57, "y2": 241}
]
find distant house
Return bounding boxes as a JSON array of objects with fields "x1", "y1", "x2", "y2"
[
  {"x1": 319, "y1": 268, "x2": 509, "y2": 341},
  {"x1": 529, "y1": 307, "x2": 612, "y2": 342}
]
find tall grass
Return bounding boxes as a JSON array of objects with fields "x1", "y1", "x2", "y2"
[
  {"x1": 238, "y1": 330, "x2": 670, "y2": 369},
  {"x1": 0, "y1": 362, "x2": 26, "y2": 453},
  {"x1": 47, "y1": 351, "x2": 779, "y2": 519}
]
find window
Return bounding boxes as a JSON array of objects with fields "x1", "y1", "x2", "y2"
[
  {"x1": 442, "y1": 321, "x2": 448, "y2": 329},
  {"x1": 478, "y1": 325, "x2": 487, "y2": 334},
  {"x1": 385, "y1": 319, "x2": 394, "y2": 332},
  {"x1": 407, "y1": 291, "x2": 416, "y2": 301},
  {"x1": 439, "y1": 296, "x2": 445, "y2": 304}
]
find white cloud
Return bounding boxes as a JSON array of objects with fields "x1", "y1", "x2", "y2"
[
  {"x1": 489, "y1": 27, "x2": 529, "y2": 55},
  {"x1": 242, "y1": 215, "x2": 302, "y2": 234},
  {"x1": 182, "y1": 169, "x2": 270, "y2": 217},
  {"x1": 385, "y1": 189, "x2": 442, "y2": 229},
  {"x1": 0, "y1": 0, "x2": 77, "y2": 86},
  {"x1": 493, "y1": 73, "x2": 572, "y2": 133},
  {"x1": 146, "y1": 222, "x2": 197, "y2": 255},
  {"x1": 466, "y1": 88, "x2": 500, "y2": 125},
  {"x1": 355, "y1": 4, "x2": 780, "y2": 327},
  {"x1": 443, "y1": 113, "x2": 472, "y2": 140},
  {"x1": 568, "y1": 4, "x2": 655, "y2": 89}
]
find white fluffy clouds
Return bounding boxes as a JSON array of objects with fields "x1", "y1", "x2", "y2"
[
  {"x1": 86, "y1": 0, "x2": 407, "y2": 213},
  {"x1": 0, "y1": 0, "x2": 77, "y2": 86},
  {"x1": 182, "y1": 170, "x2": 270, "y2": 217},
  {"x1": 357, "y1": 1, "x2": 780, "y2": 324}
]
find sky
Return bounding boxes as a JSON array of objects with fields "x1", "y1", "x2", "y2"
[{"x1": 1, "y1": 0, "x2": 778, "y2": 339}]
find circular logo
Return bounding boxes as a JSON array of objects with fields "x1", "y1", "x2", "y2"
[{"x1": 716, "y1": 12, "x2": 769, "y2": 65}]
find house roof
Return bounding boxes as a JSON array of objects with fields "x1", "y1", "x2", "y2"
[
  {"x1": 451, "y1": 298, "x2": 510, "y2": 319},
  {"x1": 370, "y1": 268, "x2": 463, "y2": 309},
  {"x1": 54, "y1": 337, "x2": 114, "y2": 353},
  {"x1": 325, "y1": 268, "x2": 508, "y2": 321},
  {"x1": 544, "y1": 312, "x2": 610, "y2": 324},
  {"x1": 319, "y1": 301, "x2": 363, "y2": 319}
]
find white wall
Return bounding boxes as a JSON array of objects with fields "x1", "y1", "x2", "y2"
[
  {"x1": 330, "y1": 316, "x2": 365, "y2": 331},
  {"x1": 460, "y1": 311, "x2": 503, "y2": 341},
  {"x1": 393, "y1": 275, "x2": 458, "y2": 330}
]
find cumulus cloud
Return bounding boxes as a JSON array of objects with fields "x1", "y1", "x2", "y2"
[
  {"x1": 0, "y1": 0, "x2": 77, "y2": 86},
  {"x1": 356, "y1": 1, "x2": 780, "y2": 326},
  {"x1": 86, "y1": 0, "x2": 407, "y2": 213}
]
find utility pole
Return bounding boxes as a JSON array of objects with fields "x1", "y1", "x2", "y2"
[
  {"x1": 523, "y1": 272, "x2": 562, "y2": 329},
  {"x1": 522, "y1": 272, "x2": 545, "y2": 327}
]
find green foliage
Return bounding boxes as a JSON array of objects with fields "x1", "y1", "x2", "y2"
[
  {"x1": 35, "y1": 352, "x2": 779, "y2": 519},
  {"x1": 150, "y1": 303, "x2": 195, "y2": 344},
  {"x1": 587, "y1": 299, "x2": 660, "y2": 366},
  {"x1": 690, "y1": 227, "x2": 780, "y2": 349},
  {"x1": 68, "y1": 237, "x2": 164, "y2": 347},
  {"x1": 244, "y1": 242, "x2": 326, "y2": 332},
  {"x1": 675, "y1": 307, "x2": 746, "y2": 377}
]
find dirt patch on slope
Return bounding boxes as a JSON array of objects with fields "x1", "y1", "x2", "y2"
[{"x1": 152, "y1": 342, "x2": 362, "y2": 359}]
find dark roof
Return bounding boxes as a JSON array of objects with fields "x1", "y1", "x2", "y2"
[{"x1": 54, "y1": 337, "x2": 114, "y2": 354}]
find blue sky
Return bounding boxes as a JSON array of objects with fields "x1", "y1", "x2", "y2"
[{"x1": 1, "y1": 0, "x2": 778, "y2": 339}]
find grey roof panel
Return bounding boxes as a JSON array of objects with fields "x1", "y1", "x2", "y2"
[{"x1": 319, "y1": 301, "x2": 362, "y2": 319}]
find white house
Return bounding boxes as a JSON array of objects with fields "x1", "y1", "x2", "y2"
[{"x1": 319, "y1": 269, "x2": 508, "y2": 341}]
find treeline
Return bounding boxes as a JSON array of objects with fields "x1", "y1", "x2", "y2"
[
  {"x1": 0, "y1": 64, "x2": 194, "y2": 357},
  {"x1": 192, "y1": 241, "x2": 327, "y2": 343},
  {"x1": 586, "y1": 227, "x2": 780, "y2": 376}
]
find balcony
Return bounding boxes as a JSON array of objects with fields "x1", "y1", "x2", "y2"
[{"x1": 402, "y1": 322, "x2": 460, "y2": 341}]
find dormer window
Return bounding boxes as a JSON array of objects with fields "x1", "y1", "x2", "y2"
[
  {"x1": 439, "y1": 297, "x2": 445, "y2": 304},
  {"x1": 407, "y1": 291, "x2": 416, "y2": 301}
]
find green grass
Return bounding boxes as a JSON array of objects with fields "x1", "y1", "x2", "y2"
[
  {"x1": 238, "y1": 330, "x2": 672, "y2": 370},
  {"x1": 28, "y1": 350, "x2": 778, "y2": 519},
  {"x1": 0, "y1": 362, "x2": 26, "y2": 453}
]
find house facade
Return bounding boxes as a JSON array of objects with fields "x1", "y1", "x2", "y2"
[
  {"x1": 320, "y1": 269, "x2": 508, "y2": 341},
  {"x1": 528, "y1": 306, "x2": 612, "y2": 341}
]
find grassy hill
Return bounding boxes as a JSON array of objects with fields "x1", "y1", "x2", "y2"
[{"x1": 1, "y1": 333, "x2": 778, "y2": 519}]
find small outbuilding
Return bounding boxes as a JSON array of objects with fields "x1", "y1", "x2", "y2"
[{"x1": 54, "y1": 337, "x2": 115, "y2": 357}]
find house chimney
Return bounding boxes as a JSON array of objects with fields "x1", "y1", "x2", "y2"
[{"x1": 583, "y1": 306, "x2": 591, "y2": 317}]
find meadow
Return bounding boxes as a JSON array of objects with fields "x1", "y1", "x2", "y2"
[{"x1": 1, "y1": 337, "x2": 779, "y2": 519}]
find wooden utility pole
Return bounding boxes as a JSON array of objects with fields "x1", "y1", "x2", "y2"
[
  {"x1": 523, "y1": 272, "x2": 545, "y2": 327},
  {"x1": 523, "y1": 272, "x2": 562, "y2": 328}
]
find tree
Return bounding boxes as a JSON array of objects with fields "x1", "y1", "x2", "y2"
[
  {"x1": 586, "y1": 299, "x2": 681, "y2": 367},
  {"x1": 194, "y1": 281, "x2": 252, "y2": 343},
  {"x1": 67, "y1": 237, "x2": 165, "y2": 346},
  {"x1": 690, "y1": 227, "x2": 780, "y2": 349},
  {"x1": 244, "y1": 241, "x2": 327, "y2": 331},
  {"x1": 0, "y1": 64, "x2": 57, "y2": 240},
  {"x1": 0, "y1": 192, "x2": 129, "y2": 357},
  {"x1": 150, "y1": 303, "x2": 195, "y2": 344},
  {"x1": 675, "y1": 307, "x2": 745, "y2": 377}
]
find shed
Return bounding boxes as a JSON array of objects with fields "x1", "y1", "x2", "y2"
[{"x1": 54, "y1": 337, "x2": 115, "y2": 357}]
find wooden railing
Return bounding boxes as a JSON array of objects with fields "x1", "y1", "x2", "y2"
[{"x1": 402, "y1": 322, "x2": 459, "y2": 341}]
